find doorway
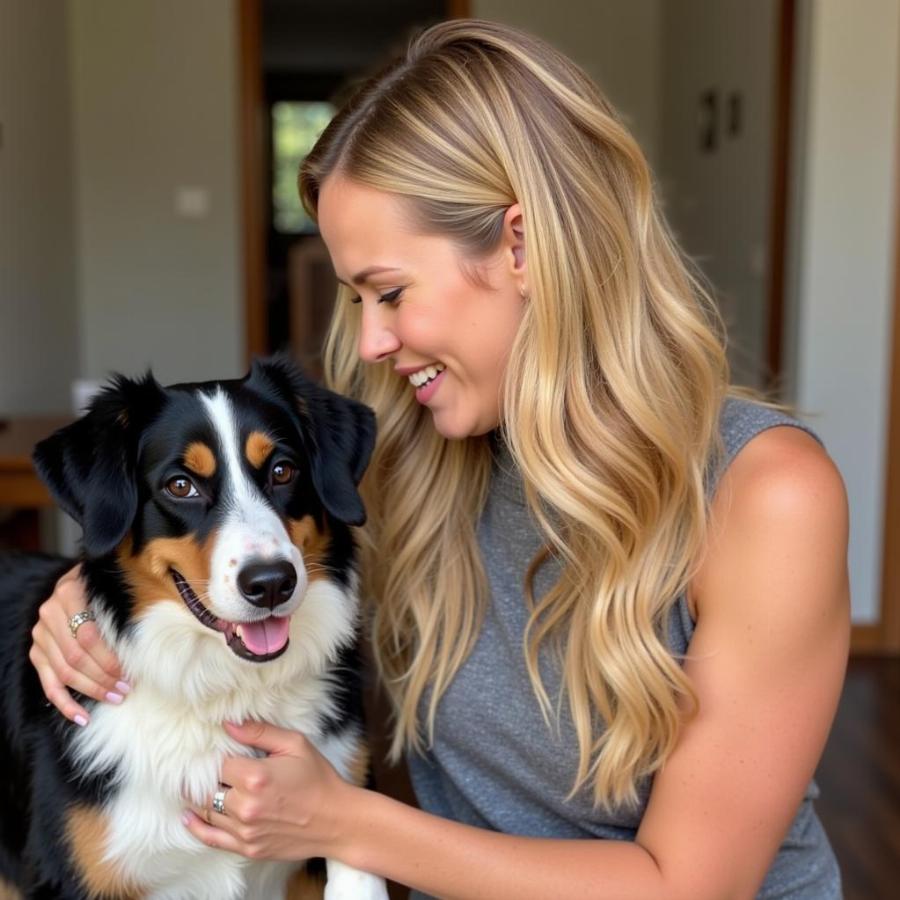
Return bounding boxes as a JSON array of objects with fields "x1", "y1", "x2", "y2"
[{"x1": 238, "y1": 0, "x2": 461, "y2": 377}]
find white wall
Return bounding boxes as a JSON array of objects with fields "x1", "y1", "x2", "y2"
[
  {"x1": 473, "y1": 0, "x2": 662, "y2": 170},
  {"x1": 0, "y1": 0, "x2": 79, "y2": 414},
  {"x1": 657, "y1": 0, "x2": 778, "y2": 389},
  {"x1": 791, "y1": 0, "x2": 900, "y2": 624},
  {"x1": 68, "y1": 0, "x2": 243, "y2": 385}
]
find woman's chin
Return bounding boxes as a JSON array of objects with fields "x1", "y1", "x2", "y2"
[{"x1": 430, "y1": 409, "x2": 498, "y2": 441}]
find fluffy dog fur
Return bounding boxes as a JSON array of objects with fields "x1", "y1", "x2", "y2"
[{"x1": 0, "y1": 358, "x2": 388, "y2": 900}]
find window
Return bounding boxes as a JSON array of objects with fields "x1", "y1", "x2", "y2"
[{"x1": 271, "y1": 101, "x2": 335, "y2": 234}]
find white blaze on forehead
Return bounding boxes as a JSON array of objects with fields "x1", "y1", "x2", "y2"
[
  {"x1": 199, "y1": 389, "x2": 307, "y2": 621},
  {"x1": 200, "y1": 389, "x2": 269, "y2": 514}
]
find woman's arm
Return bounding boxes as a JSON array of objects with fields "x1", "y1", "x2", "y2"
[
  {"x1": 29, "y1": 564, "x2": 128, "y2": 724},
  {"x1": 187, "y1": 425, "x2": 849, "y2": 900}
]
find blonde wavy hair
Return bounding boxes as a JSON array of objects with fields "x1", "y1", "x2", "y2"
[{"x1": 300, "y1": 19, "x2": 736, "y2": 809}]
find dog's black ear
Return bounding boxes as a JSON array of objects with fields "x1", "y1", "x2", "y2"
[
  {"x1": 248, "y1": 356, "x2": 376, "y2": 526},
  {"x1": 32, "y1": 372, "x2": 166, "y2": 557}
]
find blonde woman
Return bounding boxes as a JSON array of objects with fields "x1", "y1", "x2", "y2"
[{"x1": 32, "y1": 19, "x2": 849, "y2": 899}]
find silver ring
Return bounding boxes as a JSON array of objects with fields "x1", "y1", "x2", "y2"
[
  {"x1": 68, "y1": 609, "x2": 96, "y2": 639},
  {"x1": 212, "y1": 787, "x2": 228, "y2": 817}
]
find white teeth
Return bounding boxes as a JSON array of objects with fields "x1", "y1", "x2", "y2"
[{"x1": 408, "y1": 363, "x2": 445, "y2": 388}]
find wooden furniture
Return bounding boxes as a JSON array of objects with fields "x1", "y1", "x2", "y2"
[
  {"x1": 288, "y1": 236, "x2": 338, "y2": 380},
  {"x1": 0, "y1": 416, "x2": 72, "y2": 550}
]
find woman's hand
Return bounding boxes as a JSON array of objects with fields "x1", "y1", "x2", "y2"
[
  {"x1": 29, "y1": 564, "x2": 129, "y2": 726},
  {"x1": 184, "y1": 720, "x2": 353, "y2": 862}
]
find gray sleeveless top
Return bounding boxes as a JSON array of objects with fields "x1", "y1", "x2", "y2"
[{"x1": 407, "y1": 397, "x2": 841, "y2": 899}]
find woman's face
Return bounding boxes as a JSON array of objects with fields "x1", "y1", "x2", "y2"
[{"x1": 317, "y1": 175, "x2": 527, "y2": 440}]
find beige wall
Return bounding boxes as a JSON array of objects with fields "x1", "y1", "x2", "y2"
[
  {"x1": 3, "y1": 2, "x2": 896, "y2": 623},
  {"x1": 68, "y1": 0, "x2": 243, "y2": 385},
  {"x1": 473, "y1": 0, "x2": 662, "y2": 169},
  {"x1": 0, "y1": 0, "x2": 79, "y2": 414},
  {"x1": 791, "y1": 0, "x2": 900, "y2": 624},
  {"x1": 656, "y1": 0, "x2": 778, "y2": 390}
]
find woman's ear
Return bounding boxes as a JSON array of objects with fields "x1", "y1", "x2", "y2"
[{"x1": 504, "y1": 202, "x2": 526, "y2": 279}]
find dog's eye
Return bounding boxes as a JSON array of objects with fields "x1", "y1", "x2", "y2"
[
  {"x1": 271, "y1": 461, "x2": 296, "y2": 486},
  {"x1": 166, "y1": 476, "x2": 199, "y2": 499}
]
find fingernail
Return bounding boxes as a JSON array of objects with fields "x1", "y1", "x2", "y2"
[
  {"x1": 105, "y1": 691, "x2": 124, "y2": 704},
  {"x1": 74, "y1": 715, "x2": 88, "y2": 727},
  {"x1": 115, "y1": 681, "x2": 131, "y2": 694},
  {"x1": 181, "y1": 812, "x2": 191, "y2": 826}
]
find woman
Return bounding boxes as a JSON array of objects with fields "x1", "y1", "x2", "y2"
[{"x1": 32, "y1": 19, "x2": 849, "y2": 899}]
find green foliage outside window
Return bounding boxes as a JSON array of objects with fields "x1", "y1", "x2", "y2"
[{"x1": 272, "y1": 101, "x2": 335, "y2": 233}]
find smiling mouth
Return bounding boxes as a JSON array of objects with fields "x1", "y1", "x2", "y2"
[
  {"x1": 407, "y1": 363, "x2": 445, "y2": 388},
  {"x1": 171, "y1": 569, "x2": 291, "y2": 663}
]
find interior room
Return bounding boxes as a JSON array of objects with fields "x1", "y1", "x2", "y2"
[{"x1": 1, "y1": 1, "x2": 898, "y2": 896}]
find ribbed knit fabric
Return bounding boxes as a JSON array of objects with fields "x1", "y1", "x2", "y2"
[{"x1": 407, "y1": 397, "x2": 841, "y2": 899}]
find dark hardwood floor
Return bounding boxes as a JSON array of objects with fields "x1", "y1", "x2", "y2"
[{"x1": 815, "y1": 656, "x2": 900, "y2": 900}]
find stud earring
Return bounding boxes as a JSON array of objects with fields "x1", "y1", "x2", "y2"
[{"x1": 519, "y1": 285, "x2": 529, "y2": 300}]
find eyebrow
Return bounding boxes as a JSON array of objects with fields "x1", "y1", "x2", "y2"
[{"x1": 336, "y1": 266, "x2": 402, "y2": 287}]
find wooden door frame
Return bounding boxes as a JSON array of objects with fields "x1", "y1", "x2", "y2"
[
  {"x1": 236, "y1": 0, "x2": 471, "y2": 365},
  {"x1": 873, "y1": 78, "x2": 900, "y2": 655},
  {"x1": 851, "y1": 18, "x2": 900, "y2": 657},
  {"x1": 237, "y1": 0, "x2": 266, "y2": 363},
  {"x1": 766, "y1": 0, "x2": 795, "y2": 387},
  {"x1": 872, "y1": 290, "x2": 900, "y2": 653}
]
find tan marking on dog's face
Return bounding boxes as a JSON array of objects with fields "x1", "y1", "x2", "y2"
[
  {"x1": 245, "y1": 431, "x2": 274, "y2": 469},
  {"x1": 118, "y1": 533, "x2": 215, "y2": 617},
  {"x1": 344, "y1": 740, "x2": 371, "y2": 788},
  {"x1": 66, "y1": 806, "x2": 140, "y2": 899},
  {"x1": 289, "y1": 516, "x2": 331, "y2": 582},
  {"x1": 285, "y1": 868, "x2": 325, "y2": 900},
  {"x1": 183, "y1": 441, "x2": 216, "y2": 478}
]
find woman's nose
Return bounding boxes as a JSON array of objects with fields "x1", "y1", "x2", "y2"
[{"x1": 357, "y1": 304, "x2": 401, "y2": 363}]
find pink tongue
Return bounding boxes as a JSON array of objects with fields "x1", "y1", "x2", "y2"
[{"x1": 239, "y1": 616, "x2": 291, "y2": 656}]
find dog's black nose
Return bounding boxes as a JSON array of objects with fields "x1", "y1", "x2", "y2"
[{"x1": 236, "y1": 560, "x2": 297, "y2": 609}]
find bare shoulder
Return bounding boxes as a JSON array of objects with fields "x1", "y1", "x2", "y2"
[
  {"x1": 640, "y1": 425, "x2": 850, "y2": 894},
  {"x1": 689, "y1": 424, "x2": 850, "y2": 623},
  {"x1": 716, "y1": 423, "x2": 845, "y2": 504}
]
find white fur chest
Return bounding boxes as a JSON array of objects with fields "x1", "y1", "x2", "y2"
[
  {"x1": 69, "y1": 683, "x2": 331, "y2": 900},
  {"x1": 67, "y1": 585, "x2": 360, "y2": 900}
]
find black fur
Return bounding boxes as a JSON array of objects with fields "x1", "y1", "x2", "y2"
[{"x1": 0, "y1": 358, "x2": 376, "y2": 899}]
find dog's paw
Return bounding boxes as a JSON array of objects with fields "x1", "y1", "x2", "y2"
[{"x1": 324, "y1": 859, "x2": 390, "y2": 900}]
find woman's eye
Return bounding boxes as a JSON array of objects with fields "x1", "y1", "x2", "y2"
[
  {"x1": 349, "y1": 288, "x2": 404, "y2": 305},
  {"x1": 271, "y1": 461, "x2": 297, "y2": 486},
  {"x1": 166, "y1": 477, "x2": 199, "y2": 499}
]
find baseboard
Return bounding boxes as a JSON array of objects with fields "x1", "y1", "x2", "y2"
[{"x1": 851, "y1": 623, "x2": 899, "y2": 656}]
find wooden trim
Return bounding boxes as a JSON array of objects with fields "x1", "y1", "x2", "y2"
[
  {"x1": 0, "y1": 473, "x2": 53, "y2": 508},
  {"x1": 766, "y1": 0, "x2": 795, "y2": 390},
  {"x1": 879, "y1": 52, "x2": 900, "y2": 655},
  {"x1": 447, "y1": 0, "x2": 471, "y2": 19},
  {"x1": 851, "y1": 624, "x2": 893, "y2": 656},
  {"x1": 238, "y1": 0, "x2": 267, "y2": 363}
]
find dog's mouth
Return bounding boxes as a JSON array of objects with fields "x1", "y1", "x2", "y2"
[{"x1": 170, "y1": 569, "x2": 290, "y2": 663}]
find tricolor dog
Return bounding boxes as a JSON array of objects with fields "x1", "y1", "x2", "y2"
[{"x1": 0, "y1": 358, "x2": 388, "y2": 900}]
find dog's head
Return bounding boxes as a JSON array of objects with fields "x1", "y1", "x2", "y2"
[{"x1": 33, "y1": 357, "x2": 375, "y2": 666}]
